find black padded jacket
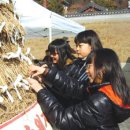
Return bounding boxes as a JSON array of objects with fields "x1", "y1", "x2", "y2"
[
  {"x1": 37, "y1": 83, "x2": 130, "y2": 130},
  {"x1": 43, "y1": 58, "x2": 89, "y2": 107}
]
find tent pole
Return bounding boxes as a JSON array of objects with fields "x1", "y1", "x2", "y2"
[{"x1": 49, "y1": 27, "x2": 52, "y2": 43}]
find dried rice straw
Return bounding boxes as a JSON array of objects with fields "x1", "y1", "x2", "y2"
[{"x1": 0, "y1": 1, "x2": 36, "y2": 124}]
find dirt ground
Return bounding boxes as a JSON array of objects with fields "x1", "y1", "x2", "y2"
[{"x1": 25, "y1": 19, "x2": 130, "y2": 63}]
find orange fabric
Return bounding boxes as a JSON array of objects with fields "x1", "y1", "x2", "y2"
[{"x1": 99, "y1": 85, "x2": 130, "y2": 108}]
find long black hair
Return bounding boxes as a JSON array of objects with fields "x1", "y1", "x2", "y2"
[
  {"x1": 48, "y1": 39, "x2": 76, "y2": 69},
  {"x1": 87, "y1": 48, "x2": 130, "y2": 105},
  {"x1": 74, "y1": 30, "x2": 103, "y2": 50}
]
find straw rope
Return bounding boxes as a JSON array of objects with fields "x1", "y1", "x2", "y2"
[{"x1": 0, "y1": 1, "x2": 36, "y2": 124}]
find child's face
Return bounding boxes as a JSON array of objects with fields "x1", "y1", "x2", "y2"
[
  {"x1": 86, "y1": 62, "x2": 104, "y2": 84},
  {"x1": 76, "y1": 43, "x2": 92, "y2": 59},
  {"x1": 86, "y1": 63, "x2": 96, "y2": 83},
  {"x1": 50, "y1": 50, "x2": 59, "y2": 64}
]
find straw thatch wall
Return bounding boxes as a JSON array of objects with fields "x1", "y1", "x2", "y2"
[{"x1": 0, "y1": 1, "x2": 36, "y2": 124}]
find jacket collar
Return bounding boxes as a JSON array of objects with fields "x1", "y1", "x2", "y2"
[
  {"x1": 99, "y1": 85, "x2": 130, "y2": 108},
  {"x1": 87, "y1": 82, "x2": 130, "y2": 108},
  {"x1": 87, "y1": 82, "x2": 110, "y2": 93}
]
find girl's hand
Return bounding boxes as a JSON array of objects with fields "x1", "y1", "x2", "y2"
[
  {"x1": 27, "y1": 78, "x2": 43, "y2": 93},
  {"x1": 29, "y1": 64, "x2": 47, "y2": 78}
]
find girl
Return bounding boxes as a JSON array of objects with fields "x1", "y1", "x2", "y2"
[
  {"x1": 30, "y1": 30, "x2": 103, "y2": 106},
  {"x1": 28, "y1": 48, "x2": 130, "y2": 130},
  {"x1": 30, "y1": 38, "x2": 76, "y2": 106}
]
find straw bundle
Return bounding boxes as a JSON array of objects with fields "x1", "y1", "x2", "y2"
[{"x1": 0, "y1": 1, "x2": 36, "y2": 124}]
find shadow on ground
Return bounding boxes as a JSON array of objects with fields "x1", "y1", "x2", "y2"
[
  {"x1": 119, "y1": 58, "x2": 130, "y2": 130},
  {"x1": 121, "y1": 58, "x2": 130, "y2": 86}
]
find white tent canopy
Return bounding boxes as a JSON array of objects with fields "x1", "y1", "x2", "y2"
[{"x1": 12, "y1": 0, "x2": 85, "y2": 42}]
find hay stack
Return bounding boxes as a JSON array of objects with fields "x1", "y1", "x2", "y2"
[{"x1": 0, "y1": 1, "x2": 36, "y2": 124}]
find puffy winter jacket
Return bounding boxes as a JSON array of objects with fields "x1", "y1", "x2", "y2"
[
  {"x1": 65, "y1": 58, "x2": 89, "y2": 82},
  {"x1": 43, "y1": 58, "x2": 89, "y2": 107},
  {"x1": 37, "y1": 83, "x2": 130, "y2": 130}
]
